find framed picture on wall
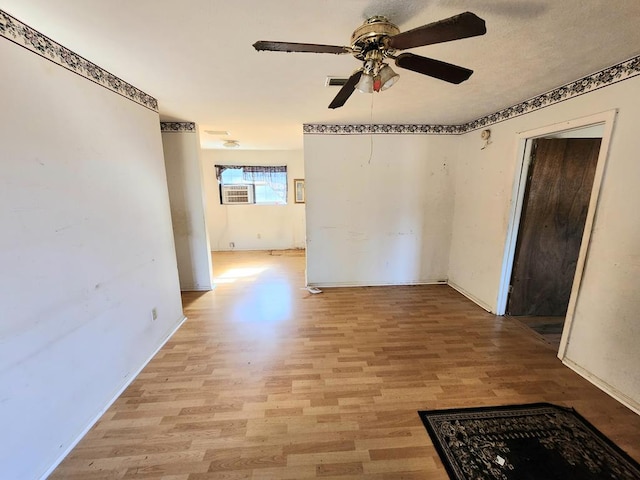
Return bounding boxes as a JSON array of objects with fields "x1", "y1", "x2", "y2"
[{"x1": 294, "y1": 179, "x2": 305, "y2": 203}]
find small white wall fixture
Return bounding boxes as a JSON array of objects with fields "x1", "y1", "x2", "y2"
[{"x1": 496, "y1": 110, "x2": 617, "y2": 358}]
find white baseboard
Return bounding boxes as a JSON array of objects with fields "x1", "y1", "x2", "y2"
[
  {"x1": 447, "y1": 281, "x2": 495, "y2": 313},
  {"x1": 307, "y1": 280, "x2": 447, "y2": 288},
  {"x1": 180, "y1": 285, "x2": 215, "y2": 292},
  {"x1": 561, "y1": 358, "x2": 640, "y2": 415},
  {"x1": 213, "y1": 247, "x2": 305, "y2": 252},
  {"x1": 39, "y1": 315, "x2": 187, "y2": 480}
]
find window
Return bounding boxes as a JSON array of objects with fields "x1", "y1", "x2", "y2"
[{"x1": 215, "y1": 165, "x2": 287, "y2": 205}]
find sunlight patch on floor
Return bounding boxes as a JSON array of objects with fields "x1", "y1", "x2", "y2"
[
  {"x1": 232, "y1": 282, "x2": 292, "y2": 326},
  {"x1": 213, "y1": 266, "x2": 268, "y2": 284}
]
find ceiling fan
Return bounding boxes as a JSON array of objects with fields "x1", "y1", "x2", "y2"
[{"x1": 253, "y1": 11, "x2": 486, "y2": 109}]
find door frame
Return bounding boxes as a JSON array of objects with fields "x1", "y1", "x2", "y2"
[{"x1": 495, "y1": 110, "x2": 617, "y2": 359}]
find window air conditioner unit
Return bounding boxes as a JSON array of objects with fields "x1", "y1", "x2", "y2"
[{"x1": 221, "y1": 184, "x2": 255, "y2": 204}]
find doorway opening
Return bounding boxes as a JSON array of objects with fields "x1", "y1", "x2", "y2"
[{"x1": 496, "y1": 111, "x2": 616, "y2": 357}]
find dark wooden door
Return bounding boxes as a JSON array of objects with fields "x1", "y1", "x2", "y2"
[{"x1": 507, "y1": 138, "x2": 601, "y2": 316}]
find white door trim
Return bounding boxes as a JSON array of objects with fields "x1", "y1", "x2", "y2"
[{"x1": 495, "y1": 110, "x2": 617, "y2": 361}]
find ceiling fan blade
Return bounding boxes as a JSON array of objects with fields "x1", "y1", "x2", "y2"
[
  {"x1": 387, "y1": 12, "x2": 486, "y2": 50},
  {"x1": 329, "y1": 70, "x2": 363, "y2": 109},
  {"x1": 395, "y1": 53, "x2": 473, "y2": 84},
  {"x1": 253, "y1": 41, "x2": 350, "y2": 54}
]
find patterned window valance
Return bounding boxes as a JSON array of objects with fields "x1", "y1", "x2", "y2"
[{"x1": 215, "y1": 165, "x2": 286, "y2": 179}]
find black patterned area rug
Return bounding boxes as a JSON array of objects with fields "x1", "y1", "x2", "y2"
[{"x1": 418, "y1": 403, "x2": 640, "y2": 480}]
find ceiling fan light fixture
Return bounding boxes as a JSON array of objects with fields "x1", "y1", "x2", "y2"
[
  {"x1": 356, "y1": 73, "x2": 374, "y2": 93},
  {"x1": 253, "y1": 11, "x2": 486, "y2": 108},
  {"x1": 378, "y1": 64, "x2": 399, "y2": 91}
]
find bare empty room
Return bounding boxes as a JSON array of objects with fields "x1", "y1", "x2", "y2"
[{"x1": 1, "y1": 1, "x2": 639, "y2": 479}]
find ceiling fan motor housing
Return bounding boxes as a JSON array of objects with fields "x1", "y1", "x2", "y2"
[{"x1": 350, "y1": 16, "x2": 400, "y2": 60}]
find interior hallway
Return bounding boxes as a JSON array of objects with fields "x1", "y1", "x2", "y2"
[{"x1": 51, "y1": 250, "x2": 640, "y2": 479}]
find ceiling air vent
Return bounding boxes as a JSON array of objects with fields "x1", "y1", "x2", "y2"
[{"x1": 325, "y1": 77, "x2": 349, "y2": 87}]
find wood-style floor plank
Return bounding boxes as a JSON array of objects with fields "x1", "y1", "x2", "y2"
[{"x1": 50, "y1": 250, "x2": 640, "y2": 479}]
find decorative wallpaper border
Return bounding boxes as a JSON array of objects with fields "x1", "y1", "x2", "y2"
[
  {"x1": 303, "y1": 124, "x2": 464, "y2": 135},
  {"x1": 160, "y1": 122, "x2": 196, "y2": 133},
  {"x1": 0, "y1": 9, "x2": 158, "y2": 112},
  {"x1": 464, "y1": 55, "x2": 640, "y2": 132},
  {"x1": 305, "y1": 54, "x2": 640, "y2": 135}
]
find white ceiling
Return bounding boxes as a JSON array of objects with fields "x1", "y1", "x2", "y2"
[{"x1": 4, "y1": 0, "x2": 640, "y2": 150}]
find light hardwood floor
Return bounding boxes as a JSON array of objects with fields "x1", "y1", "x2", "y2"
[{"x1": 51, "y1": 250, "x2": 640, "y2": 479}]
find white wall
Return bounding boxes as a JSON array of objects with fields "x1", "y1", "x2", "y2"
[
  {"x1": 0, "y1": 38, "x2": 184, "y2": 479},
  {"x1": 448, "y1": 76, "x2": 640, "y2": 409},
  {"x1": 304, "y1": 134, "x2": 456, "y2": 286},
  {"x1": 201, "y1": 149, "x2": 306, "y2": 251},
  {"x1": 162, "y1": 128, "x2": 214, "y2": 291}
]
